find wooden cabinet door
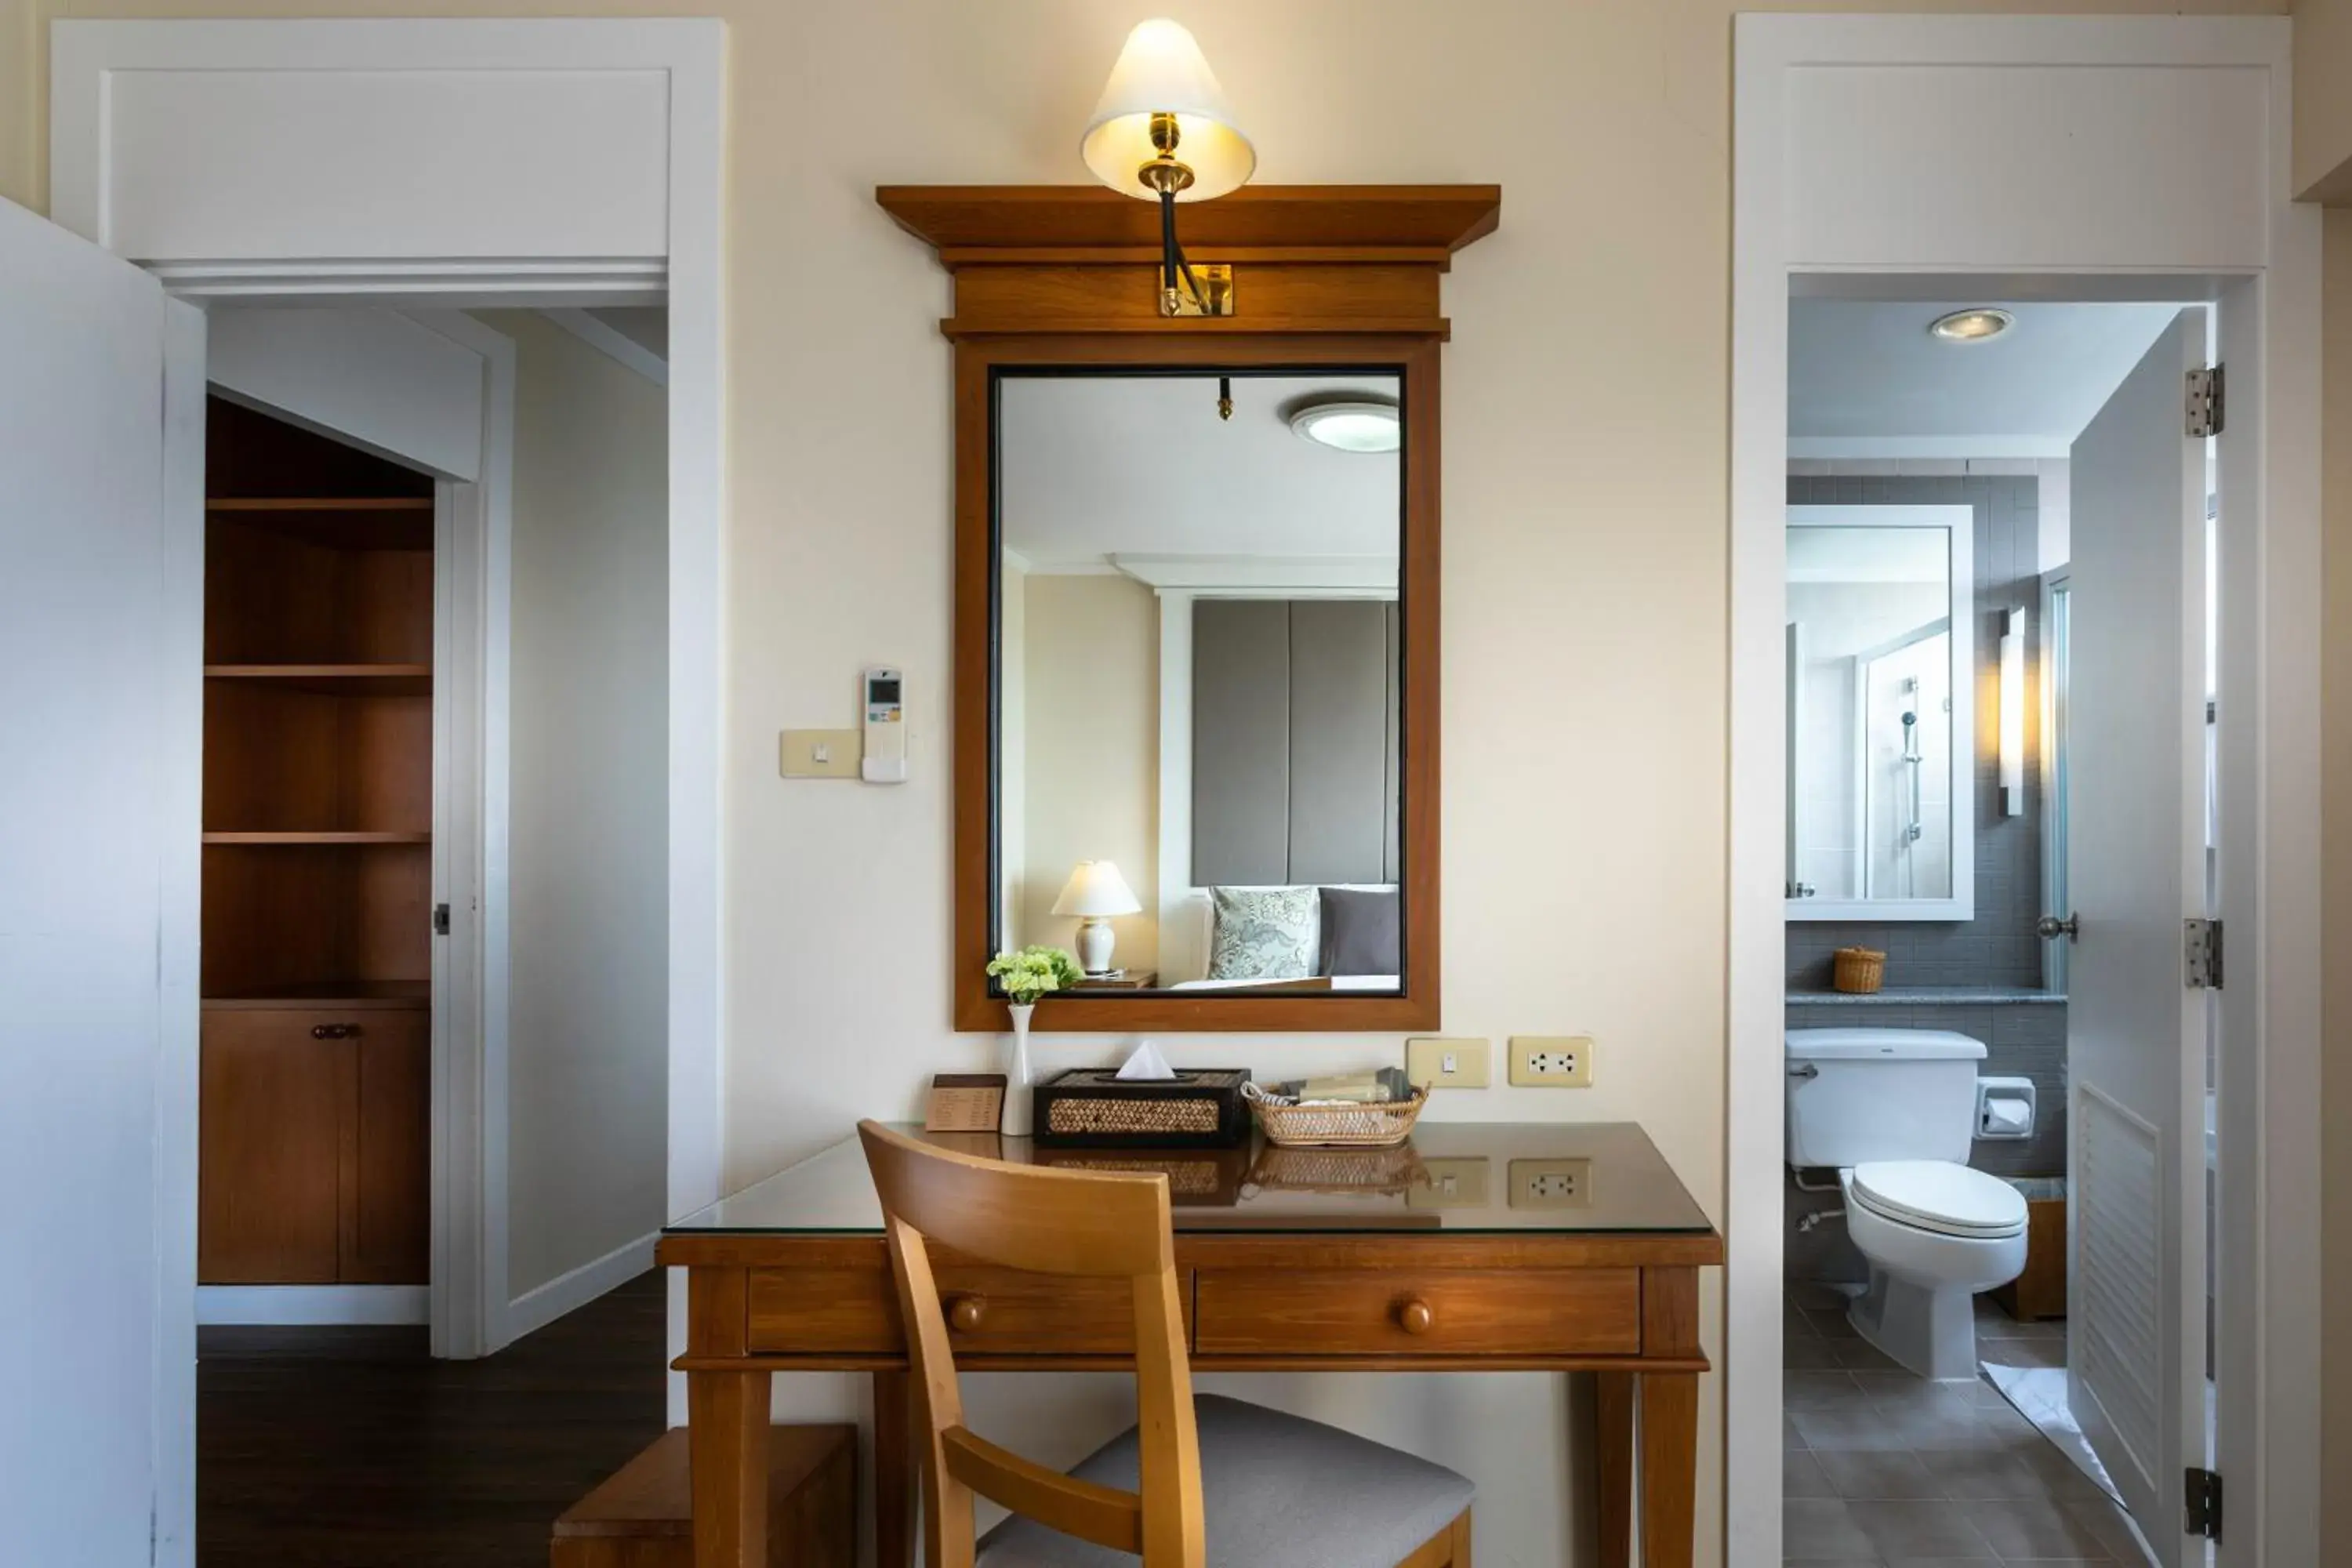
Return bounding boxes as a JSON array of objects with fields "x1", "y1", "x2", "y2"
[
  {"x1": 200, "y1": 1011, "x2": 345, "y2": 1283},
  {"x1": 339, "y1": 1011, "x2": 429, "y2": 1283}
]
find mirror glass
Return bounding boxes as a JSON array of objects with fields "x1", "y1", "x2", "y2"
[
  {"x1": 1785, "y1": 507, "x2": 1975, "y2": 919},
  {"x1": 994, "y1": 370, "x2": 1406, "y2": 996}
]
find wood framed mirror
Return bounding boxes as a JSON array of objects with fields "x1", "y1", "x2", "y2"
[{"x1": 879, "y1": 186, "x2": 1497, "y2": 1031}]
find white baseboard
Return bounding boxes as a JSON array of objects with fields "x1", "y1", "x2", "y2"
[
  {"x1": 501, "y1": 1228, "x2": 659, "y2": 1345},
  {"x1": 197, "y1": 1285, "x2": 430, "y2": 1326}
]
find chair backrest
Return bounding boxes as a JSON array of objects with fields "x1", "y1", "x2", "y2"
[{"x1": 858, "y1": 1121, "x2": 1205, "y2": 1568}]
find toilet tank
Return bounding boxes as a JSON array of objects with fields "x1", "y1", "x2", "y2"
[{"x1": 1785, "y1": 1029, "x2": 1987, "y2": 1167}]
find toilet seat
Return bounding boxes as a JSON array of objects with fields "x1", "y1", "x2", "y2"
[{"x1": 1847, "y1": 1160, "x2": 2026, "y2": 1240}]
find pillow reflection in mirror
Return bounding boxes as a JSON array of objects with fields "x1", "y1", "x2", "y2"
[
  {"x1": 1317, "y1": 886, "x2": 1399, "y2": 977},
  {"x1": 1205, "y1": 885, "x2": 1318, "y2": 980}
]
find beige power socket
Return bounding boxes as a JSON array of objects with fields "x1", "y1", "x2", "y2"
[
  {"x1": 779, "y1": 729, "x2": 862, "y2": 779},
  {"x1": 1508, "y1": 1158, "x2": 1593, "y2": 1209},
  {"x1": 1508, "y1": 1035, "x2": 1595, "y2": 1087},
  {"x1": 1405, "y1": 1036, "x2": 1490, "y2": 1090},
  {"x1": 1406, "y1": 1157, "x2": 1493, "y2": 1210}
]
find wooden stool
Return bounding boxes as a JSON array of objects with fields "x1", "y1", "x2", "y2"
[{"x1": 552, "y1": 1424, "x2": 855, "y2": 1568}]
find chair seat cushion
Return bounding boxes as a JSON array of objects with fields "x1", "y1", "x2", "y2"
[{"x1": 975, "y1": 1393, "x2": 1473, "y2": 1568}]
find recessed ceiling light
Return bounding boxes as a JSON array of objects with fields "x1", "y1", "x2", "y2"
[
  {"x1": 1290, "y1": 400, "x2": 1400, "y2": 453},
  {"x1": 1928, "y1": 307, "x2": 2015, "y2": 343}
]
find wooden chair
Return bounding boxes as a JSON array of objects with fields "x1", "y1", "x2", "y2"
[{"x1": 858, "y1": 1122, "x2": 1474, "y2": 1568}]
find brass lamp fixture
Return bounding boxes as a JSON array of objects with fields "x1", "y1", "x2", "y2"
[{"x1": 1081, "y1": 19, "x2": 1254, "y2": 317}]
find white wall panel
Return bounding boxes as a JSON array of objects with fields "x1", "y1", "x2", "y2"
[
  {"x1": 91, "y1": 67, "x2": 667, "y2": 262},
  {"x1": 1787, "y1": 64, "x2": 2269, "y2": 271},
  {"x1": 208, "y1": 308, "x2": 486, "y2": 481}
]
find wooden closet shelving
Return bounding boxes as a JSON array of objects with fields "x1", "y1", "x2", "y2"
[{"x1": 198, "y1": 397, "x2": 433, "y2": 1288}]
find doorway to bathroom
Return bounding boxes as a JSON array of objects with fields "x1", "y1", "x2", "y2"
[{"x1": 1774, "y1": 297, "x2": 2224, "y2": 1568}]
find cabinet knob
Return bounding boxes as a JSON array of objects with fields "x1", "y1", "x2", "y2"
[
  {"x1": 946, "y1": 1294, "x2": 988, "y2": 1334},
  {"x1": 1397, "y1": 1298, "x2": 1435, "y2": 1336},
  {"x1": 310, "y1": 1023, "x2": 363, "y2": 1040}
]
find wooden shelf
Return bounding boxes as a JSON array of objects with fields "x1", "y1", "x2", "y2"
[
  {"x1": 205, "y1": 663, "x2": 432, "y2": 696},
  {"x1": 208, "y1": 497, "x2": 434, "y2": 513},
  {"x1": 203, "y1": 980, "x2": 432, "y2": 1011},
  {"x1": 204, "y1": 831, "x2": 430, "y2": 846},
  {"x1": 209, "y1": 498, "x2": 434, "y2": 551}
]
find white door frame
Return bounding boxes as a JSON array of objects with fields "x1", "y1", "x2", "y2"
[
  {"x1": 1732, "y1": 16, "x2": 2318, "y2": 1567},
  {"x1": 49, "y1": 21, "x2": 724, "y2": 1563}
]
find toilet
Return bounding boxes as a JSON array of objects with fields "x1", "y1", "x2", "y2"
[{"x1": 1787, "y1": 1028, "x2": 2028, "y2": 1381}]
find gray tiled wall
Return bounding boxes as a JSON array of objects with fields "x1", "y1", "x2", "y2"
[{"x1": 1783, "y1": 475, "x2": 2066, "y2": 1283}]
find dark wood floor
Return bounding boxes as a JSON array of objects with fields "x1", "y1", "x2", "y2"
[{"x1": 198, "y1": 1271, "x2": 666, "y2": 1567}]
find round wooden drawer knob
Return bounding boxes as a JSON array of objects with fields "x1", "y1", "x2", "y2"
[
  {"x1": 1397, "y1": 1298, "x2": 1436, "y2": 1336},
  {"x1": 947, "y1": 1294, "x2": 988, "y2": 1333}
]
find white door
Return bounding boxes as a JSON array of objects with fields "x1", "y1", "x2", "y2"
[
  {"x1": 2063, "y1": 310, "x2": 2209, "y2": 1566},
  {"x1": 0, "y1": 198, "x2": 205, "y2": 1565}
]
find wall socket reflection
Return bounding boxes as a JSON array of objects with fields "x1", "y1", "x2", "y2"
[
  {"x1": 1406, "y1": 1157, "x2": 1492, "y2": 1210},
  {"x1": 1508, "y1": 1158, "x2": 1593, "y2": 1210}
]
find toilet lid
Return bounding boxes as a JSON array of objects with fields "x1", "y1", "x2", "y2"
[{"x1": 1849, "y1": 1161, "x2": 2027, "y2": 1239}]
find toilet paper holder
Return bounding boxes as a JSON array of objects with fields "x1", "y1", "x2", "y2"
[{"x1": 1976, "y1": 1076, "x2": 2038, "y2": 1140}]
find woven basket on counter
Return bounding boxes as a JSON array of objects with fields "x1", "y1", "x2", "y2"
[
  {"x1": 1243, "y1": 1081, "x2": 1428, "y2": 1148},
  {"x1": 1832, "y1": 946, "x2": 1887, "y2": 994}
]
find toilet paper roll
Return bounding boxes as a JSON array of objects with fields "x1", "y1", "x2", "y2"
[{"x1": 1980, "y1": 1094, "x2": 2033, "y2": 1137}]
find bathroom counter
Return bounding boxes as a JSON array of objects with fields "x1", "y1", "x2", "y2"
[{"x1": 1785, "y1": 986, "x2": 2066, "y2": 1007}]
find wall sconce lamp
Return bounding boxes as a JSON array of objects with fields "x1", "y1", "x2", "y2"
[
  {"x1": 1999, "y1": 608, "x2": 2028, "y2": 816},
  {"x1": 1081, "y1": 19, "x2": 1254, "y2": 317}
]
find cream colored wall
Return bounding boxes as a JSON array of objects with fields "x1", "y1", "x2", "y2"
[
  {"x1": 2322, "y1": 207, "x2": 2352, "y2": 1563},
  {"x1": 2296, "y1": 0, "x2": 2352, "y2": 198},
  {"x1": 1020, "y1": 574, "x2": 1159, "y2": 975},
  {"x1": 473, "y1": 309, "x2": 670, "y2": 1300},
  {"x1": 0, "y1": 2, "x2": 2305, "y2": 1562}
]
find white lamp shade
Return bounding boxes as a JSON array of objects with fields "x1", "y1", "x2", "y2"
[
  {"x1": 1080, "y1": 19, "x2": 1255, "y2": 202},
  {"x1": 1052, "y1": 859, "x2": 1142, "y2": 918}
]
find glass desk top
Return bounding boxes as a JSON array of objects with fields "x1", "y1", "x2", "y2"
[{"x1": 667, "y1": 1122, "x2": 1715, "y2": 1237}]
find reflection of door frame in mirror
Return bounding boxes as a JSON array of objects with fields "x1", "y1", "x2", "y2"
[
  {"x1": 1784, "y1": 504, "x2": 1976, "y2": 922},
  {"x1": 2039, "y1": 568, "x2": 2072, "y2": 994},
  {"x1": 874, "y1": 185, "x2": 1499, "y2": 1033}
]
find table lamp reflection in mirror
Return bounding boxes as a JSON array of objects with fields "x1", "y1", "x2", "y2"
[{"x1": 1052, "y1": 859, "x2": 1142, "y2": 976}]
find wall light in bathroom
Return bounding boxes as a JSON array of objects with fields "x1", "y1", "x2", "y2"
[{"x1": 1999, "y1": 608, "x2": 2027, "y2": 815}]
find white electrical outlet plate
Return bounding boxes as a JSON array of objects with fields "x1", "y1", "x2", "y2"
[
  {"x1": 1405, "y1": 1036, "x2": 1490, "y2": 1090},
  {"x1": 1508, "y1": 1158, "x2": 1593, "y2": 1209},
  {"x1": 1406, "y1": 1156, "x2": 1492, "y2": 1210},
  {"x1": 1508, "y1": 1035, "x2": 1595, "y2": 1087},
  {"x1": 779, "y1": 729, "x2": 861, "y2": 779}
]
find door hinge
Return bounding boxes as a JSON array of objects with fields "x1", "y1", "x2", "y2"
[
  {"x1": 2187, "y1": 365, "x2": 2225, "y2": 437},
  {"x1": 432, "y1": 902, "x2": 451, "y2": 936},
  {"x1": 2185, "y1": 918, "x2": 2223, "y2": 989},
  {"x1": 2186, "y1": 1466, "x2": 2223, "y2": 1541}
]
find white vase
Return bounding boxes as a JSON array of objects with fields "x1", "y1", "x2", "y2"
[{"x1": 1001, "y1": 1003, "x2": 1036, "y2": 1136}]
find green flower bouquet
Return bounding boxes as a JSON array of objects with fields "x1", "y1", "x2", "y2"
[{"x1": 986, "y1": 945, "x2": 1083, "y2": 1007}]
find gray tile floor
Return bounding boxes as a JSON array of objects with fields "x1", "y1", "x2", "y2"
[{"x1": 1783, "y1": 1284, "x2": 2152, "y2": 1566}]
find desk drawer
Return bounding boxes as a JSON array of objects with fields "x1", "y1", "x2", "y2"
[
  {"x1": 1194, "y1": 1268, "x2": 1641, "y2": 1357},
  {"x1": 746, "y1": 1264, "x2": 1193, "y2": 1356}
]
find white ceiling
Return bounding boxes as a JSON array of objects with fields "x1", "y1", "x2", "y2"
[
  {"x1": 1788, "y1": 301, "x2": 2182, "y2": 455},
  {"x1": 1000, "y1": 373, "x2": 1401, "y2": 569}
]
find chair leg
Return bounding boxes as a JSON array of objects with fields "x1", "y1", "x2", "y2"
[
  {"x1": 1447, "y1": 1506, "x2": 1473, "y2": 1567},
  {"x1": 1396, "y1": 1508, "x2": 1472, "y2": 1568}
]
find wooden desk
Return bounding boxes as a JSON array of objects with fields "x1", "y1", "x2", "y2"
[{"x1": 659, "y1": 1123, "x2": 1722, "y2": 1568}]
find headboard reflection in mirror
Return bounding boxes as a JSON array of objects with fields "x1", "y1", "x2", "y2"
[
  {"x1": 997, "y1": 370, "x2": 1406, "y2": 1007},
  {"x1": 875, "y1": 183, "x2": 1497, "y2": 1030}
]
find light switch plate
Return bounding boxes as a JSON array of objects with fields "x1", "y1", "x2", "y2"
[
  {"x1": 1508, "y1": 1158, "x2": 1593, "y2": 1209},
  {"x1": 779, "y1": 729, "x2": 862, "y2": 779},
  {"x1": 1406, "y1": 1157, "x2": 1493, "y2": 1210},
  {"x1": 1406, "y1": 1036, "x2": 1490, "y2": 1090},
  {"x1": 1508, "y1": 1035, "x2": 1595, "y2": 1087}
]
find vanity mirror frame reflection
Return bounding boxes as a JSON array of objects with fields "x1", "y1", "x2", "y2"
[
  {"x1": 876, "y1": 184, "x2": 1501, "y2": 1032},
  {"x1": 1784, "y1": 504, "x2": 1977, "y2": 922}
]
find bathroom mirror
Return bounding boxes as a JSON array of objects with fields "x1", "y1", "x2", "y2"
[
  {"x1": 1785, "y1": 506, "x2": 1976, "y2": 920},
  {"x1": 981, "y1": 363, "x2": 1436, "y2": 1028}
]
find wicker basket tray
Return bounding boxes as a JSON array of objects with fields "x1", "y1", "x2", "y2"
[
  {"x1": 1243, "y1": 1081, "x2": 1428, "y2": 1148},
  {"x1": 1833, "y1": 946, "x2": 1887, "y2": 994}
]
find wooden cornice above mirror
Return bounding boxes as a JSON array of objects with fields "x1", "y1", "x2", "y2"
[
  {"x1": 877, "y1": 184, "x2": 1501, "y2": 338},
  {"x1": 888, "y1": 183, "x2": 1498, "y2": 1034}
]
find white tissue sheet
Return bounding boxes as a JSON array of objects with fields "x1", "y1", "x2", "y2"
[{"x1": 1115, "y1": 1040, "x2": 1176, "y2": 1080}]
